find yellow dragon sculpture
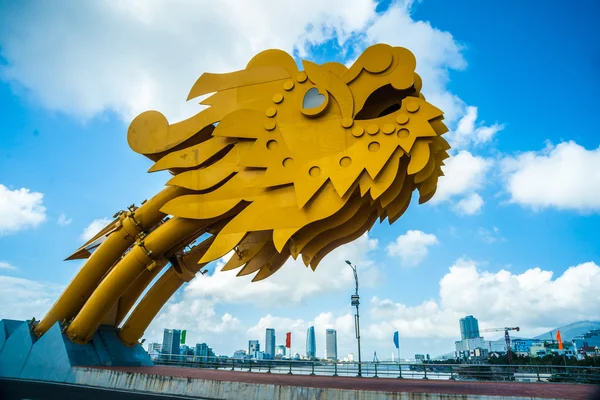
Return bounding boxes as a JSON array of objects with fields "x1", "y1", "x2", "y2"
[{"x1": 33, "y1": 44, "x2": 449, "y2": 346}]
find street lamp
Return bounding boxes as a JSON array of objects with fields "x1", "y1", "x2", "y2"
[{"x1": 345, "y1": 260, "x2": 362, "y2": 377}]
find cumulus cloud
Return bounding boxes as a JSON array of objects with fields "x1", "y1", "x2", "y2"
[
  {"x1": 502, "y1": 141, "x2": 600, "y2": 212},
  {"x1": 0, "y1": 184, "x2": 47, "y2": 235},
  {"x1": 0, "y1": 0, "x2": 497, "y2": 136},
  {"x1": 57, "y1": 213, "x2": 72, "y2": 226},
  {"x1": 454, "y1": 193, "x2": 484, "y2": 215},
  {"x1": 80, "y1": 218, "x2": 112, "y2": 241},
  {"x1": 368, "y1": 258, "x2": 600, "y2": 340},
  {"x1": 446, "y1": 106, "x2": 504, "y2": 149},
  {"x1": 386, "y1": 230, "x2": 438, "y2": 267},
  {"x1": 431, "y1": 150, "x2": 492, "y2": 214},
  {"x1": 0, "y1": 275, "x2": 63, "y2": 320},
  {"x1": 0, "y1": 0, "x2": 377, "y2": 122},
  {"x1": 183, "y1": 233, "x2": 380, "y2": 306}
]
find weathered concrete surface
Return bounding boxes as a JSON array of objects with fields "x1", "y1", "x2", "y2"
[{"x1": 74, "y1": 366, "x2": 599, "y2": 400}]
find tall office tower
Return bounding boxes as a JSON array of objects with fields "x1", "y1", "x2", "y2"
[
  {"x1": 162, "y1": 329, "x2": 181, "y2": 355},
  {"x1": 306, "y1": 326, "x2": 316, "y2": 358},
  {"x1": 265, "y1": 328, "x2": 276, "y2": 357},
  {"x1": 325, "y1": 329, "x2": 337, "y2": 361},
  {"x1": 248, "y1": 340, "x2": 260, "y2": 355},
  {"x1": 459, "y1": 315, "x2": 480, "y2": 339}
]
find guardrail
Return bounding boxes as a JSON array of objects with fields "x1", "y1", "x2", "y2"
[{"x1": 152, "y1": 354, "x2": 600, "y2": 384}]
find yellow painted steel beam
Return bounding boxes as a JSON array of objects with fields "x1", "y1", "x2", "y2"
[
  {"x1": 117, "y1": 238, "x2": 213, "y2": 346},
  {"x1": 66, "y1": 217, "x2": 207, "y2": 343},
  {"x1": 34, "y1": 186, "x2": 187, "y2": 337}
]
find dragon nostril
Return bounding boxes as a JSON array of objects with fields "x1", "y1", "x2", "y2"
[{"x1": 302, "y1": 88, "x2": 326, "y2": 109}]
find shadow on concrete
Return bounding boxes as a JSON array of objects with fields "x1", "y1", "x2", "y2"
[{"x1": 0, "y1": 378, "x2": 214, "y2": 400}]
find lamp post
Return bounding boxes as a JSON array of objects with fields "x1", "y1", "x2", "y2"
[{"x1": 346, "y1": 260, "x2": 362, "y2": 377}]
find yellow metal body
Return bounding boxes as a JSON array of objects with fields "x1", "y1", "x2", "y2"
[{"x1": 36, "y1": 44, "x2": 449, "y2": 345}]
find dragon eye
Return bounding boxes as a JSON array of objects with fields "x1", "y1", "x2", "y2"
[
  {"x1": 303, "y1": 88, "x2": 325, "y2": 108},
  {"x1": 301, "y1": 87, "x2": 329, "y2": 117}
]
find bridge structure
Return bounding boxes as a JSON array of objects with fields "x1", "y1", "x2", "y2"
[{"x1": 1, "y1": 44, "x2": 594, "y2": 399}]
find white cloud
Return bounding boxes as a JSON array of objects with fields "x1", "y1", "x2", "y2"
[
  {"x1": 367, "y1": 297, "x2": 459, "y2": 339},
  {"x1": 0, "y1": 184, "x2": 47, "y2": 235},
  {"x1": 0, "y1": 261, "x2": 17, "y2": 270},
  {"x1": 386, "y1": 230, "x2": 438, "y2": 267},
  {"x1": 58, "y1": 213, "x2": 72, "y2": 226},
  {"x1": 446, "y1": 106, "x2": 504, "y2": 148},
  {"x1": 183, "y1": 233, "x2": 380, "y2": 306},
  {"x1": 454, "y1": 193, "x2": 483, "y2": 215},
  {"x1": 368, "y1": 258, "x2": 600, "y2": 340},
  {"x1": 0, "y1": 0, "x2": 497, "y2": 138},
  {"x1": 0, "y1": 275, "x2": 63, "y2": 320},
  {"x1": 0, "y1": 0, "x2": 377, "y2": 122},
  {"x1": 502, "y1": 141, "x2": 600, "y2": 212},
  {"x1": 433, "y1": 151, "x2": 491, "y2": 202},
  {"x1": 431, "y1": 150, "x2": 492, "y2": 214},
  {"x1": 80, "y1": 218, "x2": 112, "y2": 241}
]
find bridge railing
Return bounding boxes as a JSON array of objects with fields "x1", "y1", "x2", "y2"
[{"x1": 152, "y1": 354, "x2": 600, "y2": 384}]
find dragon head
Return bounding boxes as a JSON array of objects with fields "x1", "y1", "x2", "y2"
[{"x1": 127, "y1": 43, "x2": 449, "y2": 281}]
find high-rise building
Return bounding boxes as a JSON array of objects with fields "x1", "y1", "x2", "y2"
[
  {"x1": 275, "y1": 345, "x2": 286, "y2": 357},
  {"x1": 459, "y1": 315, "x2": 480, "y2": 340},
  {"x1": 162, "y1": 329, "x2": 181, "y2": 356},
  {"x1": 147, "y1": 342, "x2": 161, "y2": 353},
  {"x1": 306, "y1": 326, "x2": 316, "y2": 359},
  {"x1": 325, "y1": 329, "x2": 337, "y2": 361},
  {"x1": 265, "y1": 328, "x2": 276, "y2": 357},
  {"x1": 195, "y1": 343, "x2": 209, "y2": 357},
  {"x1": 249, "y1": 340, "x2": 260, "y2": 356}
]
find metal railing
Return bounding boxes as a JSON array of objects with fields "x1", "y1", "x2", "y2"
[{"x1": 152, "y1": 355, "x2": 600, "y2": 384}]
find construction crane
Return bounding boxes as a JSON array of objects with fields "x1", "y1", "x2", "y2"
[{"x1": 480, "y1": 327, "x2": 520, "y2": 363}]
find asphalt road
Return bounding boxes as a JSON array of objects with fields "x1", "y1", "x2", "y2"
[{"x1": 0, "y1": 379, "x2": 213, "y2": 400}]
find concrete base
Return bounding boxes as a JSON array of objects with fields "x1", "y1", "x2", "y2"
[
  {"x1": 0, "y1": 319, "x2": 152, "y2": 382},
  {"x1": 72, "y1": 366, "x2": 597, "y2": 400}
]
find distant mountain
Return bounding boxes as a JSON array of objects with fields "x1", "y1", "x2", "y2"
[{"x1": 533, "y1": 321, "x2": 600, "y2": 342}]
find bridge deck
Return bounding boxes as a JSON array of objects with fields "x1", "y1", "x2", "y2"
[{"x1": 94, "y1": 366, "x2": 599, "y2": 399}]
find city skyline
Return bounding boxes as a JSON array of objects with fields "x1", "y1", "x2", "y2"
[
  {"x1": 0, "y1": 0, "x2": 598, "y2": 361},
  {"x1": 152, "y1": 318, "x2": 600, "y2": 361}
]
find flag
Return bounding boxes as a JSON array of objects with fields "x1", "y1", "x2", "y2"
[
  {"x1": 393, "y1": 331, "x2": 399, "y2": 349},
  {"x1": 285, "y1": 332, "x2": 291, "y2": 348},
  {"x1": 180, "y1": 330, "x2": 187, "y2": 344},
  {"x1": 556, "y1": 330, "x2": 563, "y2": 350}
]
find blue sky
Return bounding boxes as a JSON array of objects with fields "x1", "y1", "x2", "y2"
[{"x1": 0, "y1": 0, "x2": 599, "y2": 360}]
